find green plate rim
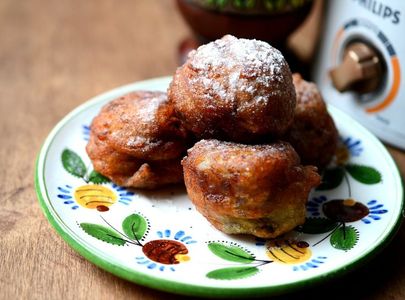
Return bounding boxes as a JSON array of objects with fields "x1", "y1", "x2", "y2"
[{"x1": 34, "y1": 76, "x2": 405, "y2": 298}]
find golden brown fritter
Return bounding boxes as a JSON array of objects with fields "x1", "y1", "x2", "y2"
[
  {"x1": 182, "y1": 139, "x2": 321, "y2": 238},
  {"x1": 168, "y1": 35, "x2": 296, "y2": 142},
  {"x1": 86, "y1": 90, "x2": 187, "y2": 189},
  {"x1": 86, "y1": 130, "x2": 184, "y2": 189},
  {"x1": 91, "y1": 91, "x2": 188, "y2": 161},
  {"x1": 284, "y1": 74, "x2": 338, "y2": 169}
]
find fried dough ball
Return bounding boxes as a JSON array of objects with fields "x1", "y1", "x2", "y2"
[
  {"x1": 284, "y1": 74, "x2": 338, "y2": 169},
  {"x1": 182, "y1": 140, "x2": 321, "y2": 238},
  {"x1": 168, "y1": 35, "x2": 296, "y2": 142},
  {"x1": 86, "y1": 91, "x2": 187, "y2": 189},
  {"x1": 86, "y1": 134, "x2": 183, "y2": 189},
  {"x1": 91, "y1": 91, "x2": 188, "y2": 161}
]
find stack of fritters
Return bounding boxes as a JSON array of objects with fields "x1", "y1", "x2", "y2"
[{"x1": 87, "y1": 35, "x2": 338, "y2": 239}]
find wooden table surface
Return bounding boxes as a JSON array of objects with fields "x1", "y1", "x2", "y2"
[{"x1": 1, "y1": 1, "x2": 405, "y2": 299}]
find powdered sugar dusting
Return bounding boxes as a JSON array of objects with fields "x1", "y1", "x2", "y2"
[
  {"x1": 136, "y1": 93, "x2": 166, "y2": 123},
  {"x1": 189, "y1": 35, "x2": 285, "y2": 73},
  {"x1": 126, "y1": 135, "x2": 148, "y2": 148},
  {"x1": 188, "y1": 35, "x2": 287, "y2": 104},
  {"x1": 170, "y1": 35, "x2": 296, "y2": 140}
]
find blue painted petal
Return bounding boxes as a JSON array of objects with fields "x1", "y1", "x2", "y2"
[
  {"x1": 120, "y1": 197, "x2": 132, "y2": 201},
  {"x1": 348, "y1": 140, "x2": 361, "y2": 148},
  {"x1": 317, "y1": 256, "x2": 327, "y2": 259},
  {"x1": 312, "y1": 259, "x2": 324, "y2": 264},
  {"x1": 314, "y1": 198, "x2": 324, "y2": 204},
  {"x1": 120, "y1": 192, "x2": 134, "y2": 196},
  {"x1": 174, "y1": 230, "x2": 185, "y2": 240},
  {"x1": 306, "y1": 262, "x2": 317, "y2": 268},
  {"x1": 58, "y1": 187, "x2": 70, "y2": 193},
  {"x1": 148, "y1": 263, "x2": 157, "y2": 269},
  {"x1": 113, "y1": 184, "x2": 125, "y2": 191},
  {"x1": 370, "y1": 209, "x2": 388, "y2": 214},
  {"x1": 118, "y1": 200, "x2": 129, "y2": 205},
  {"x1": 293, "y1": 266, "x2": 299, "y2": 271},
  {"x1": 181, "y1": 236, "x2": 192, "y2": 242},
  {"x1": 307, "y1": 202, "x2": 319, "y2": 207},
  {"x1": 137, "y1": 260, "x2": 150, "y2": 265},
  {"x1": 136, "y1": 256, "x2": 145, "y2": 260},
  {"x1": 186, "y1": 240, "x2": 197, "y2": 244},
  {"x1": 157, "y1": 231, "x2": 163, "y2": 238},
  {"x1": 159, "y1": 266, "x2": 165, "y2": 271},
  {"x1": 369, "y1": 214, "x2": 381, "y2": 220},
  {"x1": 64, "y1": 201, "x2": 74, "y2": 204},
  {"x1": 57, "y1": 194, "x2": 72, "y2": 199},
  {"x1": 120, "y1": 200, "x2": 130, "y2": 203},
  {"x1": 300, "y1": 265, "x2": 308, "y2": 271},
  {"x1": 82, "y1": 125, "x2": 91, "y2": 130},
  {"x1": 367, "y1": 200, "x2": 377, "y2": 205},
  {"x1": 369, "y1": 204, "x2": 383, "y2": 209},
  {"x1": 72, "y1": 206, "x2": 79, "y2": 210},
  {"x1": 319, "y1": 195, "x2": 327, "y2": 201},
  {"x1": 361, "y1": 218, "x2": 371, "y2": 224},
  {"x1": 65, "y1": 185, "x2": 72, "y2": 189},
  {"x1": 170, "y1": 267, "x2": 176, "y2": 272},
  {"x1": 164, "y1": 229, "x2": 171, "y2": 237}
]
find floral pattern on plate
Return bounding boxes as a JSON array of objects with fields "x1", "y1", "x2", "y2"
[{"x1": 35, "y1": 77, "x2": 403, "y2": 298}]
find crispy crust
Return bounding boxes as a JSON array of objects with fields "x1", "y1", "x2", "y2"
[
  {"x1": 86, "y1": 133, "x2": 183, "y2": 189},
  {"x1": 86, "y1": 90, "x2": 187, "y2": 189},
  {"x1": 182, "y1": 139, "x2": 321, "y2": 238},
  {"x1": 284, "y1": 73, "x2": 338, "y2": 169},
  {"x1": 168, "y1": 35, "x2": 296, "y2": 142},
  {"x1": 91, "y1": 91, "x2": 188, "y2": 161}
]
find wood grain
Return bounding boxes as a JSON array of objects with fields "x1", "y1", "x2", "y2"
[{"x1": 0, "y1": 1, "x2": 404, "y2": 299}]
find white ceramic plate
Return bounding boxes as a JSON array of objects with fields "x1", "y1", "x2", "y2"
[{"x1": 35, "y1": 77, "x2": 404, "y2": 298}]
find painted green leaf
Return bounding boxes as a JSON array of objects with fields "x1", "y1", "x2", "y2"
[
  {"x1": 330, "y1": 225, "x2": 359, "y2": 251},
  {"x1": 208, "y1": 242, "x2": 255, "y2": 263},
  {"x1": 80, "y1": 223, "x2": 126, "y2": 246},
  {"x1": 122, "y1": 214, "x2": 147, "y2": 242},
  {"x1": 345, "y1": 164, "x2": 382, "y2": 184},
  {"x1": 88, "y1": 170, "x2": 110, "y2": 184},
  {"x1": 317, "y1": 167, "x2": 344, "y2": 190},
  {"x1": 61, "y1": 149, "x2": 86, "y2": 178},
  {"x1": 206, "y1": 266, "x2": 259, "y2": 280},
  {"x1": 298, "y1": 218, "x2": 338, "y2": 234}
]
